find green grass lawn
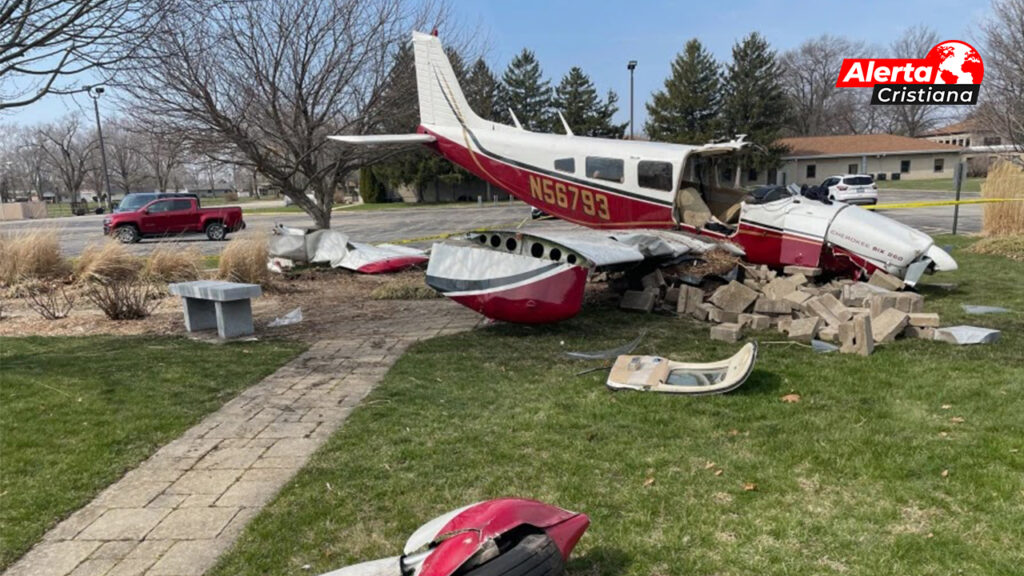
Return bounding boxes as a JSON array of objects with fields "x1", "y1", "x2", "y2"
[
  {"x1": 0, "y1": 336, "x2": 305, "y2": 568},
  {"x1": 881, "y1": 177, "x2": 985, "y2": 193},
  {"x1": 211, "y1": 235, "x2": 1022, "y2": 576}
]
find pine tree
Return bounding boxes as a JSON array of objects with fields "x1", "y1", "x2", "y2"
[
  {"x1": 550, "y1": 67, "x2": 626, "y2": 137},
  {"x1": 720, "y1": 32, "x2": 791, "y2": 171},
  {"x1": 465, "y1": 58, "x2": 500, "y2": 120},
  {"x1": 499, "y1": 49, "x2": 551, "y2": 131},
  {"x1": 645, "y1": 39, "x2": 721, "y2": 143}
]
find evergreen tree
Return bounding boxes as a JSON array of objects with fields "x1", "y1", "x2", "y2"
[
  {"x1": 550, "y1": 67, "x2": 626, "y2": 137},
  {"x1": 720, "y1": 32, "x2": 791, "y2": 173},
  {"x1": 499, "y1": 49, "x2": 551, "y2": 131},
  {"x1": 465, "y1": 58, "x2": 500, "y2": 120},
  {"x1": 644, "y1": 39, "x2": 721, "y2": 143}
]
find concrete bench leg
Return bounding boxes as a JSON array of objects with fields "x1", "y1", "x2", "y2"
[
  {"x1": 182, "y1": 297, "x2": 217, "y2": 332},
  {"x1": 215, "y1": 299, "x2": 254, "y2": 339}
]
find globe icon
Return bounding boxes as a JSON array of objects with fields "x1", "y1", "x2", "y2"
[{"x1": 926, "y1": 41, "x2": 984, "y2": 84}]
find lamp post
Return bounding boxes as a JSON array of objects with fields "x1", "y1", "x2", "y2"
[
  {"x1": 88, "y1": 85, "x2": 113, "y2": 213},
  {"x1": 627, "y1": 60, "x2": 637, "y2": 139}
]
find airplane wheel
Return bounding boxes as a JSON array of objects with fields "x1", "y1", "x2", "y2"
[{"x1": 459, "y1": 534, "x2": 564, "y2": 576}]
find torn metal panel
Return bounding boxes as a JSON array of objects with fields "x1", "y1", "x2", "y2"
[
  {"x1": 934, "y1": 325, "x2": 1001, "y2": 345},
  {"x1": 606, "y1": 343, "x2": 757, "y2": 395},
  {"x1": 268, "y1": 224, "x2": 427, "y2": 274}
]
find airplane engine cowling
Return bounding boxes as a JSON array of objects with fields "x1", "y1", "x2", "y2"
[{"x1": 825, "y1": 204, "x2": 941, "y2": 278}]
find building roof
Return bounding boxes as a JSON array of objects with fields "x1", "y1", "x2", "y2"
[
  {"x1": 778, "y1": 134, "x2": 962, "y2": 158},
  {"x1": 923, "y1": 118, "x2": 982, "y2": 137}
]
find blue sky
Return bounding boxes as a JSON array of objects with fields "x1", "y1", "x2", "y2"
[{"x1": 3, "y1": 0, "x2": 993, "y2": 129}]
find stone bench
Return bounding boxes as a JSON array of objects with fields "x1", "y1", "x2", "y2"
[{"x1": 168, "y1": 280, "x2": 262, "y2": 339}]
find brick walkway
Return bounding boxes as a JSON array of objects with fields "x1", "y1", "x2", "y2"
[{"x1": 4, "y1": 303, "x2": 481, "y2": 576}]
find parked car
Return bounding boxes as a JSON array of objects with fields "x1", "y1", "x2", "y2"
[
  {"x1": 103, "y1": 196, "x2": 245, "y2": 243},
  {"x1": 820, "y1": 174, "x2": 878, "y2": 205},
  {"x1": 114, "y1": 192, "x2": 200, "y2": 213}
]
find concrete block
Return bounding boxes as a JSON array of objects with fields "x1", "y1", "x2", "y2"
[
  {"x1": 839, "y1": 315, "x2": 874, "y2": 356},
  {"x1": 709, "y1": 281, "x2": 759, "y2": 313},
  {"x1": 868, "y1": 270, "x2": 904, "y2": 291},
  {"x1": 798, "y1": 285, "x2": 822, "y2": 297},
  {"x1": 708, "y1": 307, "x2": 739, "y2": 324},
  {"x1": 777, "y1": 317, "x2": 793, "y2": 333},
  {"x1": 677, "y1": 285, "x2": 704, "y2": 316},
  {"x1": 754, "y1": 296, "x2": 793, "y2": 315},
  {"x1": 895, "y1": 292, "x2": 924, "y2": 313},
  {"x1": 620, "y1": 290, "x2": 656, "y2": 313},
  {"x1": 903, "y1": 326, "x2": 936, "y2": 340},
  {"x1": 784, "y1": 265, "x2": 822, "y2": 277},
  {"x1": 742, "y1": 279, "x2": 762, "y2": 291},
  {"x1": 761, "y1": 277, "x2": 799, "y2": 300},
  {"x1": 806, "y1": 294, "x2": 853, "y2": 328},
  {"x1": 818, "y1": 326, "x2": 839, "y2": 343},
  {"x1": 641, "y1": 269, "x2": 666, "y2": 291},
  {"x1": 692, "y1": 302, "x2": 715, "y2": 322},
  {"x1": 908, "y1": 312, "x2": 940, "y2": 327},
  {"x1": 841, "y1": 282, "x2": 888, "y2": 307},
  {"x1": 786, "y1": 317, "x2": 821, "y2": 342},
  {"x1": 710, "y1": 323, "x2": 743, "y2": 342},
  {"x1": 787, "y1": 272, "x2": 809, "y2": 286},
  {"x1": 868, "y1": 292, "x2": 901, "y2": 318},
  {"x1": 871, "y1": 308, "x2": 909, "y2": 343},
  {"x1": 783, "y1": 290, "x2": 812, "y2": 310},
  {"x1": 739, "y1": 313, "x2": 771, "y2": 330},
  {"x1": 216, "y1": 299, "x2": 254, "y2": 339}
]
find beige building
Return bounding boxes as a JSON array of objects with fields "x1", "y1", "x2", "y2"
[
  {"x1": 774, "y1": 134, "x2": 962, "y2": 186},
  {"x1": 922, "y1": 119, "x2": 1022, "y2": 175}
]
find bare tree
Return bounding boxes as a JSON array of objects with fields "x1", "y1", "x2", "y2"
[
  {"x1": 0, "y1": 0, "x2": 166, "y2": 109},
  {"x1": 37, "y1": 115, "x2": 96, "y2": 203},
  {"x1": 980, "y1": 0, "x2": 1024, "y2": 151},
  {"x1": 133, "y1": 129, "x2": 185, "y2": 193},
  {"x1": 105, "y1": 120, "x2": 148, "y2": 194},
  {"x1": 117, "y1": 0, "x2": 447, "y2": 229},
  {"x1": 885, "y1": 26, "x2": 943, "y2": 136},
  {"x1": 781, "y1": 35, "x2": 868, "y2": 136}
]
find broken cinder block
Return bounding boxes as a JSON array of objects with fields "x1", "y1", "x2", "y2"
[
  {"x1": 787, "y1": 317, "x2": 821, "y2": 342},
  {"x1": 677, "y1": 285, "x2": 704, "y2": 317},
  {"x1": 868, "y1": 270, "x2": 904, "y2": 291},
  {"x1": 783, "y1": 265, "x2": 821, "y2": 277},
  {"x1": 709, "y1": 281, "x2": 759, "y2": 313},
  {"x1": 806, "y1": 294, "x2": 853, "y2": 328},
  {"x1": 903, "y1": 326, "x2": 936, "y2": 340},
  {"x1": 871, "y1": 308, "x2": 909, "y2": 343},
  {"x1": 894, "y1": 292, "x2": 924, "y2": 313},
  {"x1": 738, "y1": 313, "x2": 771, "y2": 330},
  {"x1": 908, "y1": 312, "x2": 940, "y2": 327},
  {"x1": 839, "y1": 315, "x2": 874, "y2": 356},
  {"x1": 868, "y1": 292, "x2": 901, "y2": 318},
  {"x1": 708, "y1": 307, "x2": 739, "y2": 324},
  {"x1": 710, "y1": 322, "x2": 743, "y2": 342},
  {"x1": 754, "y1": 296, "x2": 792, "y2": 315},
  {"x1": 761, "y1": 277, "x2": 799, "y2": 300},
  {"x1": 642, "y1": 269, "x2": 667, "y2": 292},
  {"x1": 620, "y1": 290, "x2": 656, "y2": 313},
  {"x1": 783, "y1": 290, "x2": 812, "y2": 310}
]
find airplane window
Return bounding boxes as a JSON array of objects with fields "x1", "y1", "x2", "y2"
[
  {"x1": 585, "y1": 157, "x2": 624, "y2": 183},
  {"x1": 637, "y1": 161, "x2": 672, "y2": 191},
  {"x1": 554, "y1": 158, "x2": 575, "y2": 173}
]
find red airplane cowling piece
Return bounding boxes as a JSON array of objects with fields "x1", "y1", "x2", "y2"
[{"x1": 320, "y1": 499, "x2": 589, "y2": 576}]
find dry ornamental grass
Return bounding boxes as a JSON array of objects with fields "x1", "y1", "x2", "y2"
[
  {"x1": 0, "y1": 230, "x2": 68, "y2": 285},
  {"x1": 143, "y1": 244, "x2": 203, "y2": 282},
  {"x1": 218, "y1": 237, "x2": 270, "y2": 286},
  {"x1": 75, "y1": 241, "x2": 143, "y2": 283},
  {"x1": 981, "y1": 161, "x2": 1024, "y2": 236}
]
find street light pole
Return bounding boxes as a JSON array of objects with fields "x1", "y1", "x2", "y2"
[
  {"x1": 627, "y1": 60, "x2": 637, "y2": 139},
  {"x1": 88, "y1": 85, "x2": 114, "y2": 213}
]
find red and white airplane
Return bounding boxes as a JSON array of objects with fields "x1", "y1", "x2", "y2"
[{"x1": 332, "y1": 32, "x2": 956, "y2": 324}]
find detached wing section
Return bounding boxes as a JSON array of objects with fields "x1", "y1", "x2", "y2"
[{"x1": 426, "y1": 229, "x2": 742, "y2": 324}]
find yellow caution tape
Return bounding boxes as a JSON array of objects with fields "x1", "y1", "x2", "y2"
[{"x1": 865, "y1": 198, "x2": 1024, "y2": 210}]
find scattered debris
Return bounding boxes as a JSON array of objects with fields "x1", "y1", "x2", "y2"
[
  {"x1": 269, "y1": 224, "x2": 427, "y2": 274},
  {"x1": 268, "y1": 307, "x2": 303, "y2": 327},
  {"x1": 606, "y1": 343, "x2": 757, "y2": 395},
  {"x1": 620, "y1": 290, "x2": 657, "y2": 312},
  {"x1": 934, "y1": 326, "x2": 1002, "y2": 345},
  {"x1": 710, "y1": 322, "x2": 743, "y2": 342},
  {"x1": 811, "y1": 340, "x2": 839, "y2": 353},
  {"x1": 781, "y1": 393, "x2": 801, "y2": 403},
  {"x1": 961, "y1": 304, "x2": 1011, "y2": 315},
  {"x1": 565, "y1": 332, "x2": 646, "y2": 360}
]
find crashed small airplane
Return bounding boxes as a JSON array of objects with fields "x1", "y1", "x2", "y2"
[{"x1": 331, "y1": 32, "x2": 956, "y2": 323}]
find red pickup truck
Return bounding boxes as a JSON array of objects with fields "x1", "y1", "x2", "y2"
[{"x1": 103, "y1": 196, "x2": 245, "y2": 243}]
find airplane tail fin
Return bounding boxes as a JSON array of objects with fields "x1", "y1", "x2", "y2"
[{"x1": 413, "y1": 31, "x2": 486, "y2": 130}]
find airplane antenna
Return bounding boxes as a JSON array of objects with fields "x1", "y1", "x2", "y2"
[
  {"x1": 508, "y1": 108, "x2": 523, "y2": 130},
  {"x1": 557, "y1": 111, "x2": 574, "y2": 136}
]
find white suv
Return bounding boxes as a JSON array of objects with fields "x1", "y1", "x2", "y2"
[{"x1": 820, "y1": 174, "x2": 878, "y2": 205}]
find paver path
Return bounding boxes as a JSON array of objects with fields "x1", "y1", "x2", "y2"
[{"x1": 4, "y1": 302, "x2": 481, "y2": 576}]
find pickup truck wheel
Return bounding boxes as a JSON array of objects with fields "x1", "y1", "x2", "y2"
[
  {"x1": 115, "y1": 225, "x2": 140, "y2": 244},
  {"x1": 205, "y1": 221, "x2": 227, "y2": 241}
]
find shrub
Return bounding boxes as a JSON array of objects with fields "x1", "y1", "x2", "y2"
[
  {"x1": 967, "y1": 234, "x2": 1024, "y2": 262},
  {"x1": 218, "y1": 237, "x2": 270, "y2": 286},
  {"x1": 224, "y1": 191, "x2": 239, "y2": 202},
  {"x1": 370, "y1": 278, "x2": 439, "y2": 300},
  {"x1": 84, "y1": 277, "x2": 159, "y2": 320},
  {"x1": 0, "y1": 230, "x2": 68, "y2": 285},
  {"x1": 981, "y1": 161, "x2": 1024, "y2": 236},
  {"x1": 75, "y1": 241, "x2": 143, "y2": 283},
  {"x1": 24, "y1": 280, "x2": 76, "y2": 320},
  {"x1": 144, "y1": 244, "x2": 203, "y2": 283}
]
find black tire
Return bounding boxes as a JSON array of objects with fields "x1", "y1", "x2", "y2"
[
  {"x1": 460, "y1": 534, "x2": 564, "y2": 576},
  {"x1": 115, "y1": 225, "x2": 140, "y2": 244},
  {"x1": 205, "y1": 221, "x2": 227, "y2": 241}
]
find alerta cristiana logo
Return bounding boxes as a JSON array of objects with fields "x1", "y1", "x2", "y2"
[{"x1": 836, "y1": 40, "x2": 984, "y2": 105}]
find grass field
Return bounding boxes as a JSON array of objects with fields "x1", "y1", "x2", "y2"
[
  {"x1": 0, "y1": 336, "x2": 305, "y2": 569},
  {"x1": 881, "y1": 177, "x2": 985, "y2": 193},
  {"x1": 210, "y1": 235, "x2": 1022, "y2": 576}
]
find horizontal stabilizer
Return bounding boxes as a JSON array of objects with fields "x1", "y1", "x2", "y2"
[{"x1": 328, "y1": 134, "x2": 435, "y2": 145}]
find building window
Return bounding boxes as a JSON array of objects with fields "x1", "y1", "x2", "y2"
[
  {"x1": 747, "y1": 168, "x2": 758, "y2": 182},
  {"x1": 934, "y1": 158, "x2": 944, "y2": 173},
  {"x1": 806, "y1": 165, "x2": 816, "y2": 179},
  {"x1": 984, "y1": 136, "x2": 1003, "y2": 146},
  {"x1": 585, "y1": 157, "x2": 624, "y2": 183},
  {"x1": 965, "y1": 138, "x2": 971, "y2": 147},
  {"x1": 637, "y1": 160, "x2": 673, "y2": 191},
  {"x1": 848, "y1": 163, "x2": 858, "y2": 174},
  {"x1": 554, "y1": 158, "x2": 575, "y2": 173},
  {"x1": 900, "y1": 160, "x2": 911, "y2": 173}
]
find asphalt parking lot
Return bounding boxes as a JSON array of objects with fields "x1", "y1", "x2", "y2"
[{"x1": 0, "y1": 188, "x2": 981, "y2": 258}]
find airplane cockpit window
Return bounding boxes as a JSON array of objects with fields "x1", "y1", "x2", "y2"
[
  {"x1": 554, "y1": 158, "x2": 575, "y2": 173},
  {"x1": 638, "y1": 161, "x2": 673, "y2": 191},
  {"x1": 585, "y1": 157, "x2": 624, "y2": 183}
]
